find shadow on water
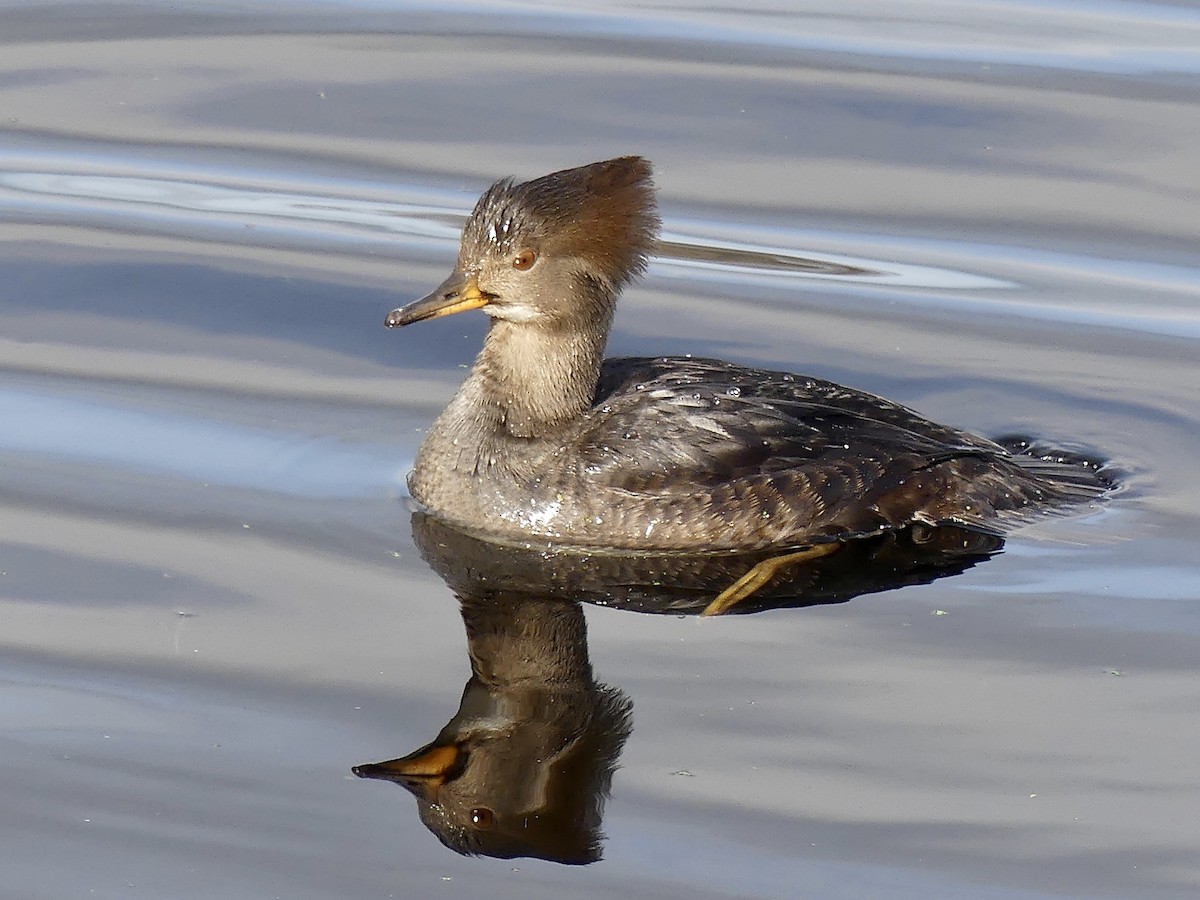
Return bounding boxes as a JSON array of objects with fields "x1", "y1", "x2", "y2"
[{"x1": 353, "y1": 511, "x2": 1003, "y2": 864}]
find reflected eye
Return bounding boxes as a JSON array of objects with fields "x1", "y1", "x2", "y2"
[
  {"x1": 470, "y1": 807, "x2": 496, "y2": 829},
  {"x1": 513, "y1": 250, "x2": 537, "y2": 271}
]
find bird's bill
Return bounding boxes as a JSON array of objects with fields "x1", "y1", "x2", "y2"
[
  {"x1": 385, "y1": 272, "x2": 492, "y2": 327},
  {"x1": 352, "y1": 741, "x2": 461, "y2": 801},
  {"x1": 354, "y1": 741, "x2": 459, "y2": 780}
]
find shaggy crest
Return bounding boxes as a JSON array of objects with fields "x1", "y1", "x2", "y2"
[{"x1": 460, "y1": 156, "x2": 659, "y2": 290}]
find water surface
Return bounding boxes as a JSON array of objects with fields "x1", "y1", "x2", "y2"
[{"x1": 2, "y1": 2, "x2": 1198, "y2": 898}]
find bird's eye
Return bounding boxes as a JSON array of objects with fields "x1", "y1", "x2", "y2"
[
  {"x1": 470, "y1": 807, "x2": 496, "y2": 829},
  {"x1": 513, "y1": 250, "x2": 537, "y2": 271}
]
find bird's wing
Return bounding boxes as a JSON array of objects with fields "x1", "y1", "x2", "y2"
[{"x1": 580, "y1": 357, "x2": 997, "y2": 487}]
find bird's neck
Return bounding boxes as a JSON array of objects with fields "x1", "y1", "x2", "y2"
[
  {"x1": 461, "y1": 593, "x2": 594, "y2": 688},
  {"x1": 467, "y1": 308, "x2": 612, "y2": 440},
  {"x1": 410, "y1": 285, "x2": 615, "y2": 498}
]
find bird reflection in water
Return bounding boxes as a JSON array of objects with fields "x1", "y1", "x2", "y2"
[
  {"x1": 353, "y1": 512, "x2": 1003, "y2": 864},
  {"x1": 354, "y1": 584, "x2": 631, "y2": 865}
]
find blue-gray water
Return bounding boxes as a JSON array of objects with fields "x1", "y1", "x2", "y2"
[{"x1": 2, "y1": 2, "x2": 1198, "y2": 898}]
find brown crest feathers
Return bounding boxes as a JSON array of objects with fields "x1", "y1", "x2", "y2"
[{"x1": 461, "y1": 156, "x2": 659, "y2": 289}]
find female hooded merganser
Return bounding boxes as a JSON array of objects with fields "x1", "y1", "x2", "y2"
[{"x1": 386, "y1": 157, "x2": 1109, "y2": 552}]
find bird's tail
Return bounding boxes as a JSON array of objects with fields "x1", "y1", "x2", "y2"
[{"x1": 993, "y1": 434, "x2": 1118, "y2": 503}]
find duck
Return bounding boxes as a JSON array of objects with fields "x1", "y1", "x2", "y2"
[{"x1": 385, "y1": 156, "x2": 1109, "y2": 553}]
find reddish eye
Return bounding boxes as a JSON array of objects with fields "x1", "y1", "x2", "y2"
[{"x1": 513, "y1": 250, "x2": 537, "y2": 271}]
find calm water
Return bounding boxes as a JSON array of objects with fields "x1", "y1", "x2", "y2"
[{"x1": 3, "y1": 2, "x2": 1199, "y2": 898}]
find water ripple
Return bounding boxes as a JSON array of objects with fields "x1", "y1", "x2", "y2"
[
  {"x1": 0, "y1": 163, "x2": 1007, "y2": 289},
  {"x1": 0, "y1": 387, "x2": 406, "y2": 498},
  {"x1": 4, "y1": 154, "x2": 1200, "y2": 338}
]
